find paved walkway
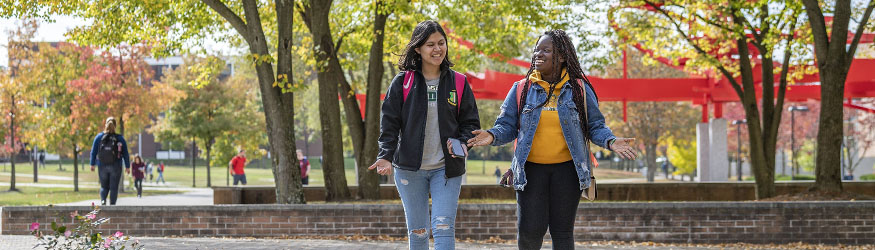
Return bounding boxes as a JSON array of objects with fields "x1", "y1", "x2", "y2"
[{"x1": 0, "y1": 235, "x2": 783, "y2": 250}]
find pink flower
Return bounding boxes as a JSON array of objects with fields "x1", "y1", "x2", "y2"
[
  {"x1": 86, "y1": 214, "x2": 96, "y2": 220},
  {"x1": 29, "y1": 222, "x2": 39, "y2": 231},
  {"x1": 104, "y1": 238, "x2": 112, "y2": 248},
  {"x1": 70, "y1": 211, "x2": 79, "y2": 219},
  {"x1": 64, "y1": 231, "x2": 72, "y2": 237},
  {"x1": 113, "y1": 231, "x2": 124, "y2": 238}
]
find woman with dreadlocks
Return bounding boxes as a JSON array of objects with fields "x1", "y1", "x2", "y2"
[{"x1": 467, "y1": 30, "x2": 637, "y2": 249}]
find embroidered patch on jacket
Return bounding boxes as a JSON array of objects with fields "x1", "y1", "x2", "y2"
[{"x1": 448, "y1": 90, "x2": 458, "y2": 106}]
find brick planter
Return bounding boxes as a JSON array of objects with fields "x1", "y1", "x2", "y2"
[
  {"x1": 213, "y1": 181, "x2": 875, "y2": 204},
  {"x1": 2, "y1": 202, "x2": 873, "y2": 244}
]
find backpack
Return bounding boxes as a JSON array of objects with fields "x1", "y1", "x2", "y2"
[
  {"x1": 97, "y1": 133, "x2": 121, "y2": 165},
  {"x1": 402, "y1": 71, "x2": 466, "y2": 113}
]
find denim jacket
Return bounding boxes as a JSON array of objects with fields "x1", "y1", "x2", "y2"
[{"x1": 487, "y1": 79, "x2": 615, "y2": 191}]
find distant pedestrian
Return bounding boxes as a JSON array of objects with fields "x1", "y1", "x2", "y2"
[
  {"x1": 131, "y1": 155, "x2": 146, "y2": 198},
  {"x1": 90, "y1": 117, "x2": 131, "y2": 206},
  {"x1": 156, "y1": 161, "x2": 166, "y2": 184},
  {"x1": 297, "y1": 149, "x2": 310, "y2": 185},
  {"x1": 146, "y1": 161, "x2": 154, "y2": 183},
  {"x1": 494, "y1": 166, "x2": 502, "y2": 184},
  {"x1": 38, "y1": 152, "x2": 45, "y2": 169},
  {"x1": 229, "y1": 149, "x2": 247, "y2": 185}
]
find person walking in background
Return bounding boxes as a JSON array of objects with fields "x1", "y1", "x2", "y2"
[
  {"x1": 156, "y1": 161, "x2": 166, "y2": 184},
  {"x1": 369, "y1": 20, "x2": 481, "y2": 250},
  {"x1": 229, "y1": 149, "x2": 247, "y2": 185},
  {"x1": 467, "y1": 30, "x2": 637, "y2": 250},
  {"x1": 90, "y1": 117, "x2": 131, "y2": 206},
  {"x1": 146, "y1": 161, "x2": 154, "y2": 183},
  {"x1": 494, "y1": 166, "x2": 502, "y2": 184},
  {"x1": 131, "y1": 155, "x2": 146, "y2": 198},
  {"x1": 297, "y1": 149, "x2": 310, "y2": 185},
  {"x1": 38, "y1": 152, "x2": 45, "y2": 169}
]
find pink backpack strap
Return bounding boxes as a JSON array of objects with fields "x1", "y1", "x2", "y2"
[
  {"x1": 454, "y1": 71, "x2": 466, "y2": 113},
  {"x1": 402, "y1": 71, "x2": 414, "y2": 103}
]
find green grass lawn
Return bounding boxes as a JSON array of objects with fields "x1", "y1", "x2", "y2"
[
  {"x1": 0, "y1": 187, "x2": 181, "y2": 206},
  {"x1": 0, "y1": 158, "x2": 645, "y2": 188}
]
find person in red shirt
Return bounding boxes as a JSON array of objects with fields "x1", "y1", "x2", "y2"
[
  {"x1": 229, "y1": 149, "x2": 247, "y2": 185},
  {"x1": 297, "y1": 149, "x2": 310, "y2": 185},
  {"x1": 156, "y1": 161, "x2": 166, "y2": 184}
]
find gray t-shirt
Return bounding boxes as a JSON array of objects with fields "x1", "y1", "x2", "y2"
[{"x1": 420, "y1": 78, "x2": 445, "y2": 170}]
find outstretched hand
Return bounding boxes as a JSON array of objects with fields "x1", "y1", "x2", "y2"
[
  {"x1": 466, "y1": 130, "x2": 494, "y2": 148},
  {"x1": 368, "y1": 159, "x2": 393, "y2": 176},
  {"x1": 611, "y1": 138, "x2": 638, "y2": 160}
]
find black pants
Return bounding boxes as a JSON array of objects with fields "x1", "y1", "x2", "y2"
[
  {"x1": 516, "y1": 161, "x2": 582, "y2": 250},
  {"x1": 233, "y1": 174, "x2": 247, "y2": 185},
  {"x1": 302, "y1": 176, "x2": 309, "y2": 185},
  {"x1": 98, "y1": 165, "x2": 123, "y2": 205},
  {"x1": 134, "y1": 178, "x2": 143, "y2": 196}
]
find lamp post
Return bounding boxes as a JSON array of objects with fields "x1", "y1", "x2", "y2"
[
  {"x1": 732, "y1": 119, "x2": 747, "y2": 181},
  {"x1": 788, "y1": 105, "x2": 809, "y2": 180}
]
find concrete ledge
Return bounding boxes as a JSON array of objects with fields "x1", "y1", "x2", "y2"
[
  {"x1": 213, "y1": 181, "x2": 875, "y2": 204},
  {"x1": 3, "y1": 202, "x2": 874, "y2": 244}
]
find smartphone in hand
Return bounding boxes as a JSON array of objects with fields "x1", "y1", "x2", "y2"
[{"x1": 448, "y1": 138, "x2": 467, "y2": 158}]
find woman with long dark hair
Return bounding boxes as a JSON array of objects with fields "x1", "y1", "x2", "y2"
[
  {"x1": 131, "y1": 154, "x2": 145, "y2": 198},
  {"x1": 467, "y1": 30, "x2": 637, "y2": 249},
  {"x1": 369, "y1": 20, "x2": 480, "y2": 250},
  {"x1": 90, "y1": 117, "x2": 131, "y2": 206}
]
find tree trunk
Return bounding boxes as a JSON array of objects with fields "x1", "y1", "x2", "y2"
[
  {"x1": 736, "y1": 38, "x2": 775, "y2": 199},
  {"x1": 191, "y1": 139, "x2": 196, "y2": 187},
  {"x1": 338, "y1": 0, "x2": 389, "y2": 200},
  {"x1": 645, "y1": 144, "x2": 657, "y2": 182},
  {"x1": 32, "y1": 151, "x2": 37, "y2": 182},
  {"x1": 813, "y1": 69, "x2": 847, "y2": 192},
  {"x1": 202, "y1": 0, "x2": 304, "y2": 204},
  {"x1": 801, "y1": 0, "x2": 875, "y2": 193},
  {"x1": 305, "y1": 0, "x2": 351, "y2": 201},
  {"x1": 9, "y1": 95, "x2": 16, "y2": 191},
  {"x1": 206, "y1": 138, "x2": 213, "y2": 187},
  {"x1": 73, "y1": 144, "x2": 79, "y2": 192}
]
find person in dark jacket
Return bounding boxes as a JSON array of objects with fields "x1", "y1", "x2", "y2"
[
  {"x1": 131, "y1": 154, "x2": 145, "y2": 198},
  {"x1": 369, "y1": 20, "x2": 480, "y2": 250},
  {"x1": 90, "y1": 117, "x2": 131, "y2": 206}
]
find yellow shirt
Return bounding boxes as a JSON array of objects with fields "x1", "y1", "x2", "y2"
[{"x1": 527, "y1": 70, "x2": 573, "y2": 164}]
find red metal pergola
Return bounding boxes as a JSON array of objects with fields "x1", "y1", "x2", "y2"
[{"x1": 354, "y1": 13, "x2": 875, "y2": 121}]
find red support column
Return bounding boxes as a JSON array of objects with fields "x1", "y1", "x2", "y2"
[
  {"x1": 714, "y1": 102, "x2": 723, "y2": 119},
  {"x1": 701, "y1": 102, "x2": 709, "y2": 123},
  {"x1": 622, "y1": 99, "x2": 628, "y2": 122}
]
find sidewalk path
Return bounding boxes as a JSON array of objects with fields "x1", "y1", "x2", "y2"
[
  {"x1": 59, "y1": 188, "x2": 213, "y2": 206},
  {"x1": 0, "y1": 235, "x2": 784, "y2": 250}
]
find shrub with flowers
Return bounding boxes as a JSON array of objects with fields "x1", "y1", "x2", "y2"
[{"x1": 29, "y1": 205, "x2": 144, "y2": 250}]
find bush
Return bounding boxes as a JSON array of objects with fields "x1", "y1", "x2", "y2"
[
  {"x1": 860, "y1": 174, "x2": 875, "y2": 181},
  {"x1": 30, "y1": 205, "x2": 144, "y2": 250}
]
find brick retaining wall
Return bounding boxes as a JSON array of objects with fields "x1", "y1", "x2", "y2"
[
  {"x1": 2, "y1": 202, "x2": 873, "y2": 244},
  {"x1": 213, "y1": 181, "x2": 875, "y2": 204}
]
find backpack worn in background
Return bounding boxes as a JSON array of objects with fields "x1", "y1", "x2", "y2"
[{"x1": 97, "y1": 133, "x2": 121, "y2": 165}]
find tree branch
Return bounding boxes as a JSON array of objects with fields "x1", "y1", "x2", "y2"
[
  {"x1": 296, "y1": 1, "x2": 313, "y2": 32},
  {"x1": 801, "y1": 0, "x2": 829, "y2": 64},
  {"x1": 846, "y1": 0, "x2": 875, "y2": 68},
  {"x1": 201, "y1": 0, "x2": 251, "y2": 42},
  {"x1": 643, "y1": 0, "x2": 745, "y2": 98}
]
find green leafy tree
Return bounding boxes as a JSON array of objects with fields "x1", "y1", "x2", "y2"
[
  {"x1": 3, "y1": 0, "x2": 305, "y2": 203},
  {"x1": 614, "y1": 0, "x2": 810, "y2": 198},
  {"x1": 667, "y1": 137, "x2": 696, "y2": 181},
  {"x1": 18, "y1": 42, "x2": 98, "y2": 192},
  {"x1": 800, "y1": 0, "x2": 875, "y2": 192}
]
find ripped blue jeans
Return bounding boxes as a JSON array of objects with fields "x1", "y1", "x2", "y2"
[{"x1": 395, "y1": 167, "x2": 463, "y2": 250}]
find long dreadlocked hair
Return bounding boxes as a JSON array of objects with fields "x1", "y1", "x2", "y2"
[{"x1": 518, "y1": 29, "x2": 599, "y2": 140}]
